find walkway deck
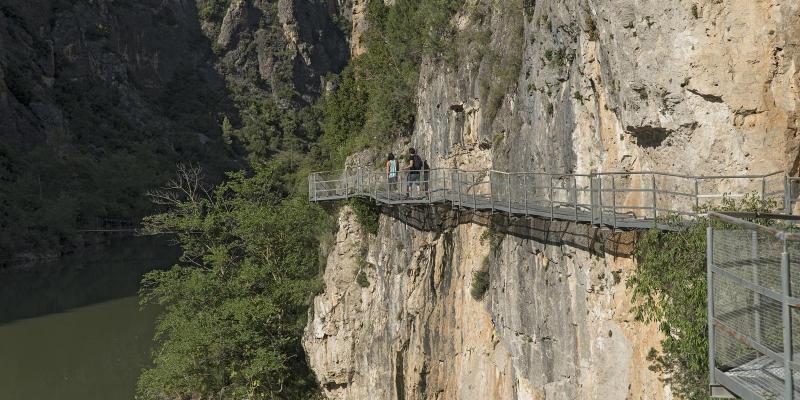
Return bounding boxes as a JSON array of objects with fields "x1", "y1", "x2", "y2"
[{"x1": 310, "y1": 168, "x2": 793, "y2": 230}]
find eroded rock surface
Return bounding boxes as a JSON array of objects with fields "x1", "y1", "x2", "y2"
[
  {"x1": 305, "y1": 1, "x2": 800, "y2": 399},
  {"x1": 304, "y1": 207, "x2": 665, "y2": 399}
]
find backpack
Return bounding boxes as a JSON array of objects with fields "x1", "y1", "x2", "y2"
[{"x1": 410, "y1": 154, "x2": 423, "y2": 171}]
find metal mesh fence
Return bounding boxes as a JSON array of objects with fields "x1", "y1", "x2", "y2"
[{"x1": 709, "y1": 213, "x2": 800, "y2": 399}]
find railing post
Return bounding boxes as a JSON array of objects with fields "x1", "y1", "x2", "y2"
[
  {"x1": 589, "y1": 175, "x2": 595, "y2": 224},
  {"x1": 651, "y1": 174, "x2": 657, "y2": 227},
  {"x1": 490, "y1": 172, "x2": 495, "y2": 214},
  {"x1": 611, "y1": 175, "x2": 617, "y2": 229},
  {"x1": 442, "y1": 169, "x2": 446, "y2": 203},
  {"x1": 507, "y1": 173, "x2": 512, "y2": 217},
  {"x1": 781, "y1": 239, "x2": 794, "y2": 399},
  {"x1": 343, "y1": 169, "x2": 348, "y2": 197},
  {"x1": 549, "y1": 176, "x2": 554, "y2": 220},
  {"x1": 785, "y1": 175, "x2": 792, "y2": 215},
  {"x1": 751, "y1": 231, "x2": 761, "y2": 344},
  {"x1": 523, "y1": 174, "x2": 528, "y2": 218},
  {"x1": 598, "y1": 176, "x2": 604, "y2": 227},
  {"x1": 428, "y1": 171, "x2": 432, "y2": 204},
  {"x1": 457, "y1": 171, "x2": 462, "y2": 209},
  {"x1": 707, "y1": 226, "x2": 716, "y2": 387},
  {"x1": 473, "y1": 176, "x2": 477, "y2": 211},
  {"x1": 309, "y1": 174, "x2": 314, "y2": 201},
  {"x1": 694, "y1": 178, "x2": 700, "y2": 212},
  {"x1": 762, "y1": 176, "x2": 767, "y2": 201},
  {"x1": 573, "y1": 175, "x2": 579, "y2": 223}
]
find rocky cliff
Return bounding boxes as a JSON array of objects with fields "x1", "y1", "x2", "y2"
[
  {"x1": 0, "y1": 0, "x2": 349, "y2": 147},
  {"x1": 0, "y1": 0, "x2": 348, "y2": 259},
  {"x1": 304, "y1": 1, "x2": 800, "y2": 399}
]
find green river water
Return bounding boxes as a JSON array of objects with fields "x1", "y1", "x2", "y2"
[{"x1": 0, "y1": 237, "x2": 179, "y2": 400}]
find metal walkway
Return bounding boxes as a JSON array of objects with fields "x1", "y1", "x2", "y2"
[{"x1": 310, "y1": 168, "x2": 797, "y2": 229}]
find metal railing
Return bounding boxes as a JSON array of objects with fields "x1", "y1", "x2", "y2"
[
  {"x1": 309, "y1": 168, "x2": 789, "y2": 229},
  {"x1": 708, "y1": 212, "x2": 800, "y2": 399}
]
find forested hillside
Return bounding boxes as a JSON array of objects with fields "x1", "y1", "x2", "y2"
[
  {"x1": 0, "y1": 0, "x2": 348, "y2": 263},
  {"x1": 2, "y1": 0, "x2": 454, "y2": 396},
  {"x1": 135, "y1": 1, "x2": 462, "y2": 398}
]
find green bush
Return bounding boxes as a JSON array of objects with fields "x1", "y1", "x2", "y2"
[
  {"x1": 356, "y1": 270, "x2": 370, "y2": 288},
  {"x1": 471, "y1": 259, "x2": 491, "y2": 300},
  {"x1": 198, "y1": 0, "x2": 229, "y2": 21},
  {"x1": 137, "y1": 163, "x2": 329, "y2": 399},
  {"x1": 350, "y1": 198, "x2": 380, "y2": 235},
  {"x1": 628, "y1": 193, "x2": 778, "y2": 399},
  {"x1": 584, "y1": 13, "x2": 599, "y2": 41}
]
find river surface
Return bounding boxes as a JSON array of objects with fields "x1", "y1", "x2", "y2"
[{"x1": 0, "y1": 236, "x2": 180, "y2": 400}]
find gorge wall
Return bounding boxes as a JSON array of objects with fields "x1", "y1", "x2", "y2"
[
  {"x1": 0, "y1": 0, "x2": 349, "y2": 259},
  {"x1": 304, "y1": 0, "x2": 800, "y2": 399}
]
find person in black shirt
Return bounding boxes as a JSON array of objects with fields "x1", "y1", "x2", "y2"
[{"x1": 405, "y1": 148, "x2": 423, "y2": 198}]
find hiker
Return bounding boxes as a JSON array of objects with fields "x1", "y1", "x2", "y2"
[
  {"x1": 386, "y1": 153, "x2": 398, "y2": 192},
  {"x1": 405, "y1": 147, "x2": 423, "y2": 197}
]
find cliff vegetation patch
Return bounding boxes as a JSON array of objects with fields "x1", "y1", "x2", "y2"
[
  {"x1": 471, "y1": 258, "x2": 491, "y2": 300},
  {"x1": 629, "y1": 194, "x2": 777, "y2": 399}
]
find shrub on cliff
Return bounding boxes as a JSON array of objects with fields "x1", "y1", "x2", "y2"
[
  {"x1": 136, "y1": 163, "x2": 330, "y2": 399},
  {"x1": 317, "y1": 0, "x2": 459, "y2": 165},
  {"x1": 471, "y1": 257, "x2": 491, "y2": 300},
  {"x1": 628, "y1": 194, "x2": 777, "y2": 399}
]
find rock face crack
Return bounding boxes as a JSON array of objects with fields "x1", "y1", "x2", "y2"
[
  {"x1": 687, "y1": 88, "x2": 724, "y2": 103},
  {"x1": 395, "y1": 350, "x2": 406, "y2": 400}
]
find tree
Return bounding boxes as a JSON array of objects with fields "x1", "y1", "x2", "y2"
[{"x1": 137, "y1": 163, "x2": 329, "y2": 399}]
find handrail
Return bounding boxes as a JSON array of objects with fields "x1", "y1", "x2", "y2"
[{"x1": 309, "y1": 167, "x2": 797, "y2": 229}]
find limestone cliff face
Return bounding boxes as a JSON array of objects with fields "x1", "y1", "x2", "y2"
[
  {"x1": 305, "y1": 1, "x2": 800, "y2": 399},
  {"x1": 410, "y1": 0, "x2": 800, "y2": 177},
  {"x1": 305, "y1": 207, "x2": 665, "y2": 399}
]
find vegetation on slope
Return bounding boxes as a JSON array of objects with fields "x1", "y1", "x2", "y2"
[
  {"x1": 136, "y1": 0, "x2": 461, "y2": 398},
  {"x1": 318, "y1": 0, "x2": 459, "y2": 167},
  {"x1": 0, "y1": 67, "x2": 233, "y2": 264},
  {"x1": 628, "y1": 195, "x2": 777, "y2": 399},
  {"x1": 137, "y1": 164, "x2": 328, "y2": 399}
]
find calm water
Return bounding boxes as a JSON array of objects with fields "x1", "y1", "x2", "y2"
[{"x1": 0, "y1": 237, "x2": 179, "y2": 400}]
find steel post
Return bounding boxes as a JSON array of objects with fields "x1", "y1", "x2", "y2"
[
  {"x1": 786, "y1": 175, "x2": 792, "y2": 215},
  {"x1": 651, "y1": 174, "x2": 657, "y2": 227},
  {"x1": 707, "y1": 226, "x2": 716, "y2": 386},
  {"x1": 762, "y1": 177, "x2": 767, "y2": 201},
  {"x1": 574, "y1": 176, "x2": 579, "y2": 223},
  {"x1": 782, "y1": 241, "x2": 794, "y2": 399},
  {"x1": 598, "y1": 177, "x2": 604, "y2": 227},
  {"x1": 589, "y1": 176, "x2": 595, "y2": 224},
  {"x1": 694, "y1": 178, "x2": 700, "y2": 211},
  {"x1": 457, "y1": 171, "x2": 462, "y2": 209},
  {"x1": 549, "y1": 176, "x2": 554, "y2": 220},
  {"x1": 523, "y1": 174, "x2": 528, "y2": 218},
  {"x1": 752, "y1": 231, "x2": 761, "y2": 344},
  {"x1": 309, "y1": 173, "x2": 314, "y2": 201},
  {"x1": 473, "y1": 179, "x2": 477, "y2": 211},
  {"x1": 490, "y1": 172, "x2": 495, "y2": 214},
  {"x1": 508, "y1": 173, "x2": 512, "y2": 217},
  {"x1": 611, "y1": 175, "x2": 617, "y2": 229}
]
